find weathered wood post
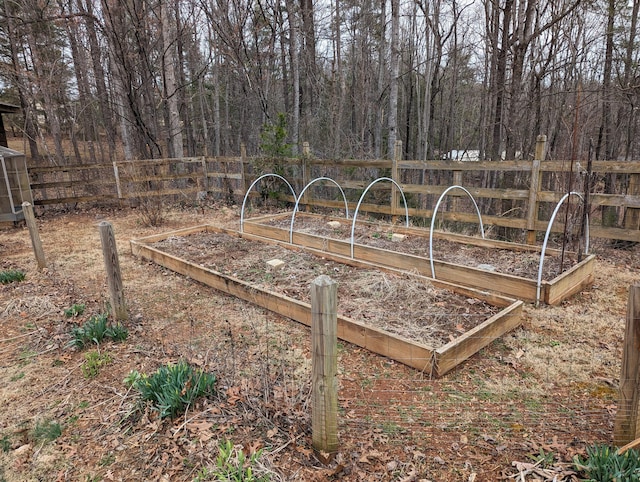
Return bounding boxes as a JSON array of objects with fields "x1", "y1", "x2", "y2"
[
  {"x1": 311, "y1": 275, "x2": 338, "y2": 460},
  {"x1": 625, "y1": 173, "x2": 640, "y2": 231},
  {"x1": 21, "y1": 202, "x2": 46, "y2": 269},
  {"x1": 302, "y1": 142, "x2": 311, "y2": 210},
  {"x1": 240, "y1": 143, "x2": 248, "y2": 195},
  {"x1": 526, "y1": 134, "x2": 546, "y2": 245},
  {"x1": 614, "y1": 284, "x2": 640, "y2": 446},
  {"x1": 98, "y1": 221, "x2": 127, "y2": 322},
  {"x1": 391, "y1": 140, "x2": 402, "y2": 221}
]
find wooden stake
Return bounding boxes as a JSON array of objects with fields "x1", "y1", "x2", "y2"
[
  {"x1": 614, "y1": 284, "x2": 640, "y2": 446},
  {"x1": 21, "y1": 202, "x2": 46, "y2": 269},
  {"x1": 526, "y1": 135, "x2": 546, "y2": 245},
  {"x1": 98, "y1": 221, "x2": 127, "y2": 321},
  {"x1": 391, "y1": 140, "x2": 402, "y2": 222},
  {"x1": 311, "y1": 275, "x2": 338, "y2": 460}
]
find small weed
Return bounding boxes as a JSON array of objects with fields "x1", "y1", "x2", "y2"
[
  {"x1": 211, "y1": 439, "x2": 270, "y2": 481},
  {"x1": 127, "y1": 361, "x2": 216, "y2": 419},
  {"x1": 31, "y1": 419, "x2": 62, "y2": 444},
  {"x1": 10, "y1": 372, "x2": 24, "y2": 382},
  {"x1": 82, "y1": 351, "x2": 112, "y2": 378},
  {"x1": 77, "y1": 400, "x2": 90, "y2": 410},
  {"x1": 68, "y1": 314, "x2": 128, "y2": 349},
  {"x1": 192, "y1": 466, "x2": 211, "y2": 482},
  {"x1": 18, "y1": 348, "x2": 36, "y2": 366},
  {"x1": 64, "y1": 303, "x2": 85, "y2": 318},
  {"x1": 0, "y1": 435, "x2": 10, "y2": 452},
  {"x1": 0, "y1": 269, "x2": 25, "y2": 284},
  {"x1": 98, "y1": 453, "x2": 115, "y2": 467},
  {"x1": 529, "y1": 447, "x2": 555, "y2": 468}
]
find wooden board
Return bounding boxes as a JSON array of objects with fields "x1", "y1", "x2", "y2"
[
  {"x1": 131, "y1": 225, "x2": 523, "y2": 377},
  {"x1": 242, "y1": 212, "x2": 596, "y2": 305}
]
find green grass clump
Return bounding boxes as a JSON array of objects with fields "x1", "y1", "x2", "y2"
[
  {"x1": 125, "y1": 361, "x2": 216, "y2": 419},
  {"x1": 31, "y1": 419, "x2": 62, "y2": 444},
  {"x1": 81, "y1": 350, "x2": 112, "y2": 378},
  {"x1": 64, "y1": 303, "x2": 85, "y2": 317},
  {"x1": 213, "y1": 439, "x2": 269, "y2": 481},
  {"x1": 68, "y1": 314, "x2": 128, "y2": 349},
  {"x1": 574, "y1": 445, "x2": 640, "y2": 481},
  {"x1": 0, "y1": 435, "x2": 10, "y2": 452},
  {"x1": 0, "y1": 269, "x2": 25, "y2": 284}
]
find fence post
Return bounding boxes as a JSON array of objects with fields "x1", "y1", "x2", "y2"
[
  {"x1": 21, "y1": 202, "x2": 46, "y2": 270},
  {"x1": 240, "y1": 143, "x2": 248, "y2": 195},
  {"x1": 391, "y1": 140, "x2": 402, "y2": 220},
  {"x1": 526, "y1": 135, "x2": 546, "y2": 245},
  {"x1": 614, "y1": 284, "x2": 640, "y2": 446},
  {"x1": 302, "y1": 142, "x2": 310, "y2": 210},
  {"x1": 452, "y1": 170, "x2": 463, "y2": 213},
  {"x1": 311, "y1": 274, "x2": 338, "y2": 461},
  {"x1": 625, "y1": 173, "x2": 640, "y2": 231},
  {"x1": 200, "y1": 156, "x2": 209, "y2": 192},
  {"x1": 98, "y1": 221, "x2": 128, "y2": 322}
]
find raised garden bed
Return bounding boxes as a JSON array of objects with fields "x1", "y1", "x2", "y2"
[
  {"x1": 242, "y1": 212, "x2": 596, "y2": 305},
  {"x1": 131, "y1": 225, "x2": 522, "y2": 377}
]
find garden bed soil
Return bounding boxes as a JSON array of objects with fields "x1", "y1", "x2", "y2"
[
  {"x1": 133, "y1": 225, "x2": 522, "y2": 376},
  {"x1": 242, "y1": 211, "x2": 596, "y2": 304},
  {"x1": 150, "y1": 230, "x2": 502, "y2": 349}
]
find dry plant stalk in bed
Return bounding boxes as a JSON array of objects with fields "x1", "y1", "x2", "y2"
[{"x1": 151, "y1": 232, "x2": 501, "y2": 349}]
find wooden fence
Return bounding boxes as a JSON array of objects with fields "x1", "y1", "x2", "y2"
[{"x1": 26, "y1": 138, "x2": 640, "y2": 243}]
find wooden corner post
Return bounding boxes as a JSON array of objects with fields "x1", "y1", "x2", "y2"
[
  {"x1": 614, "y1": 284, "x2": 640, "y2": 446},
  {"x1": 21, "y1": 202, "x2": 46, "y2": 269},
  {"x1": 98, "y1": 221, "x2": 128, "y2": 322},
  {"x1": 302, "y1": 142, "x2": 311, "y2": 209},
  {"x1": 240, "y1": 143, "x2": 248, "y2": 194},
  {"x1": 311, "y1": 275, "x2": 338, "y2": 460},
  {"x1": 392, "y1": 140, "x2": 402, "y2": 221},
  {"x1": 526, "y1": 134, "x2": 546, "y2": 245}
]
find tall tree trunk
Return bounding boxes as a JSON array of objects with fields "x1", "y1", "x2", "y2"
[
  {"x1": 63, "y1": 0, "x2": 97, "y2": 163},
  {"x1": 387, "y1": 0, "x2": 400, "y2": 159},
  {"x1": 599, "y1": 0, "x2": 617, "y2": 226},
  {"x1": 300, "y1": 0, "x2": 316, "y2": 141},
  {"x1": 374, "y1": 0, "x2": 386, "y2": 158},
  {"x1": 161, "y1": 0, "x2": 183, "y2": 158},
  {"x1": 3, "y1": 0, "x2": 40, "y2": 161},
  {"x1": 80, "y1": 0, "x2": 116, "y2": 161},
  {"x1": 490, "y1": 0, "x2": 514, "y2": 161},
  {"x1": 286, "y1": 0, "x2": 300, "y2": 154}
]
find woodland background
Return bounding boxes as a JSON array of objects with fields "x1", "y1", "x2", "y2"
[{"x1": 1, "y1": 0, "x2": 640, "y2": 166}]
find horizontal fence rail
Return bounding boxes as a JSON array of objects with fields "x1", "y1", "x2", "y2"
[{"x1": 26, "y1": 141, "x2": 640, "y2": 243}]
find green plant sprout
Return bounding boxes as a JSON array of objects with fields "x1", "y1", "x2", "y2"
[
  {"x1": 125, "y1": 361, "x2": 216, "y2": 419},
  {"x1": 0, "y1": 269, "x2": 25, "y2": 284},
  {"x1": 64, "y1": 304, "x2": 85, "y2": 317},
  {"x1": 82, "y1": 350, "x2": 112, "y2": 378},
  {"x1": 67, "y1": 314, "x2": 128, "y2": 349},
  {"x1": 31, "y1": 419, "x2": 62, "y2": 444},
  {"x1": 574, "y1": 445, "x2": 640, "y2": 481}
]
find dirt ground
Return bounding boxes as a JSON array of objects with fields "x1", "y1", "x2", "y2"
[{"x1": 0, "y1": 202, "x2": 639, "y2": 481}]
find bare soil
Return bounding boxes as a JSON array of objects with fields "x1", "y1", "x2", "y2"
[{"x1": 0, "y1": 203, "x2": 638, "y2": 481}]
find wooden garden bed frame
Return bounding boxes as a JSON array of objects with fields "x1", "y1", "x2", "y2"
[
  {"x1": 242, "y1": 212, "x2": 596, "y2": 305},
  {"x1": 131, "y1": 224, "x2": 523, "y2": 377}
]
